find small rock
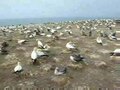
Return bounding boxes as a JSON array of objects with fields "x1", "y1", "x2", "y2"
[
  {"x1": 94, "y1": 61, "x2": 107, "y2": 68},
  {"x1": 51, "y1": 76, "x2": 70, "y2": 86},
  {"x1": 67, "y1": 62, "x2": 83, "y2": 69},
  {"x1": 24, "y1": 81, "x2": 35, "y2": 86},
  {"x1": 41, "y1": 64, "x2": 54, "y2": 72},
  {"x1": 89, "y1": 54, "x2": 101, "y2": 59}
]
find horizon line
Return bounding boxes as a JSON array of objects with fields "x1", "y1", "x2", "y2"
[{"x1": 0, "y1": 16, "x2": 120, "y2": 20}]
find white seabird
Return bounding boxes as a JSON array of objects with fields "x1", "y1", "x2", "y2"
[
  {"x1": 70, "y1": 54, "x2": 84, "y2": 62},
  {"x1": 31, "y1": 47, "x2": 38, "y2": 64},
  {"x1": 108, "y1": 34, "x2": 117, "y2": 40},
  {"x1": 66, "y1": 41, "x2": 76, "y2": 50},
  {"x1": 14, "y1": 62, "x2": 23, "y2": 73},
  {"x1": 54, "y1": 67, "x2": 67, "y2": 75},
  {"x1": 96, "y1": 37, "x2": 103, "y2": 45},
  {"x1": 18, "y1": 39, "x2": 26, "y2": 45},
  {"x1": 56, "y1": 26, "x2": 61, "y2": 30},
  {"x1": 36, "y1": 39, "x2": 44, "y2": 48},
  {"x1": 110, "y1": 49, "x2": 120, "y2": 56}
]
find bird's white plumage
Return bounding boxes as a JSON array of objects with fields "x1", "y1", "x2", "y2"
[
  {"x1": 36, "y1": 50, "x2": 45, "y2": 57},
  {"x1": 70, "y1": 56, "x2": 76, "y2": 62},
  {"x1": 96, "y1": 37, "x2": 102, "y2": 44},
  {"x1": 14, "y1": 62, "x2": 22, "y2": 72},
  {"x1": 46, "y1": 34, "x2": 52, "y2": 37},
  {"x1": 51, "y1": 29, "x2": 57, "y2": 33},
  {"x1": 18, "y1": 39, "x2": 26, "y2": 44},
  {"x1": 31, "y1": 48, "x2": 38, "y2": 60},
  {"x1": 114, "y1": 49, "x2": 120, "y2": 53},
  {"x1": 36, "y1": 40, "x2": 44, "y2": 48},
  {"x1": 54, "y1": 67, "x2": 64, "y2": 75},
  {"x1": 108, "y1": 35, "x2": 117, "y2": 40},
  {"x1": 66, "y1": 42, "x2": 76, "y2": 49}
]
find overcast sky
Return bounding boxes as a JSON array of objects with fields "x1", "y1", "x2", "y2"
[{"x1": 0, "y1": 0, "x2": 120, "y2": 19}]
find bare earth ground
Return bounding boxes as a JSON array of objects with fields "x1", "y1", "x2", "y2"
[{"x1": 0, "y1": 22, "x2": 120, "y2": 89}]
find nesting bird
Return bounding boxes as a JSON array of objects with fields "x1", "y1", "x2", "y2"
[
  {"x1": 54, "y1": 67, "x2": 67, "y2": 75},
  {"x1": 66, "y1": 41, "x2": 77, "y2": 50},
  {"x1": 96, "y1": 37, "x2": 103, "y2": 45},
  {"x1": 108, "y1": 34, "x2": 117, "y2": 40},
  {"x1": 18, "y1": 39, "x2": 26, "y2": 45},
  {"x1": 110, "y1": 49, "x2": 120, "y2": 56},
  {"x1": 70, "y1": 54, "x2": 84, "y2": 62},
  {"x1": 51, "y1": 29, "x2": 57, "y2": 35},
  {"x1": 14, "y1": 62, "x2": 23, "y2": 74}
]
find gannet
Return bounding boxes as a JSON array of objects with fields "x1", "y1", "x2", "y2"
[
  {"x1": 54, "y1": 67, "x2": 67, "y2": 75},
  {"x1": 14, "y1": 62, "x2": 23, "y2": 73},
  {"x1": 18, "y1": 39, "x2": 26, "y2": 45},
  {"x1": 66, "y1": 41, "x2": 76, "y2": 50},
  {"x1": 51, "y1": 29, "x2": 57, "y2": 35},
  {"x1": 96, "y1": 37, "x2": 103, "y2": 45},
  {"x1": 36, "y1": 39, "x2": 44, "y2": 48},
  {"x1": 31, "y1": 47, "x2": 38, "y2": 64},
  {"x1": 110, "y1": 49, "x2": 120, "y2": 56},
  {"x1": 108, "y1": 34, "x2": 117, "y2": 40},
  {"x1": 70, "y1": 54, "x2": 84, "y2": 62},
  {"x1": 56, "y1": 26, "x2": 61, "y2": 30},
  {"x1": 43, "y1": 44, "x2": 50, "y2": 51}
]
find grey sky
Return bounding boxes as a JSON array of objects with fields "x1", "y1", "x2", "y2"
[{"x1": 0, "y1": 0, "x2": 120, "y2": 19}]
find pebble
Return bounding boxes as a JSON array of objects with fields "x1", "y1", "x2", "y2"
[
  {"x1": 89, "y1": 54, "x2": 101, "y2": 59},
  {"x1": 67, "y1": 62, "x2": 83, "y2": 69},
  {"x1": 51, "y1": 76, "x2": 70, "y2": 86},
  {"x1": 41, "y1": 64, "x2": 54, "y2": 72},
  {"x1": 94, "y1": 61, "x2": 107, "y2": 68}
]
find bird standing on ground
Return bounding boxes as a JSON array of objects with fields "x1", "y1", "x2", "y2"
[
  {"x1": 36, "y1": 39, "x2": 44, "y2": 48},
  {"x1": 31, "y1": 47, "x2": 38, "y2": 64},
  {"x1": 14, "y1": 62, "x2": 23, "y2": 74}
]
